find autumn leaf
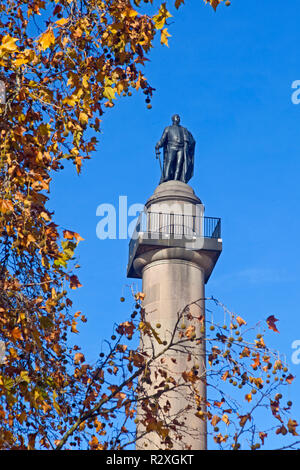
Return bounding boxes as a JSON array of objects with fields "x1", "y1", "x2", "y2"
[
  {"x1": 211, "y1": 415, "x2": 221, "y2": 427},
  {"x1": 56, "y1": 17, "x2": 69, "y2": 26},
  {"x1": 161, "y1": 28, "x2": 171, "y2": 47},
  {"x1": 251, "y1": 353, "x2": 260, "y2": 369},
  {"x1": 79, "y1": 111, "x2": 89, "y2": 125},
  {"x1": 0, "y1": 199, "x2": 14, "y2": 214},
  {"x1": 63, "y1": 230, "x2": 84, "y2": 242},
  {"x1": 11, "y1": 327, "x2": 23, "y2": 341},
  {"x1": 39, "y1": 29, "x2": 55, "y2": 50},
  {"x1": 135, "y1": 292, "x2": 145, "y2": 301},
  {"x1": 273, "y1": 359, "x2": 282, "y2": 371},
  {"x1": 238, "y1": 413, "x2": 250, "y2": 427},
  {"x1": 266, "y1": 315, "x2": 279, "y2": 333},
  {"x1": 116, "y1": 321, "x2": 135, "y2": 337},
  {"x1": 153, "y1": 3, "x2": 172, "y2": 30},
  {"x1": 240, "y1": 346, "x2": 250, "y2": 358},
  {"x1": 221, "y1": 370, "x2": 229, "y2": 381},
  {"x1": 214, "y1": 398, "x2": 225, "y2": 408},
  {"x1": 27, "y1": 433, "x2": 37, "y2": 450},
  {"x1": 103, "y1": 86, "x2": 116, "y2": 101},
  {"x1": 286, "y1": 374, "x2": 295, "y2": 384},
  {"x1": 71, "y1": 319, "x2": 79, "y2": 334},
  {"x1": 287, "y1": 419, "x2": 299, "y2": 436},
  {"x1": 69, "y1": 275, "x2": 82, "y2": 289},
  {"x1": 175, "y1": 0, "x2": 184, "y2": 8},
  {"x1": 74, "y1": 353, "x2": 85, "y2": 364},
  {"x1": 276, "y1": 425, "x2": 287, "y2": 436},
  {"x1": 258, "y1": 432, "x2": 267, "y2": 445},
  {"x1": 236, "y1": 316, "x2": 246, "y2": 327},
  {"x1": 210, "y1": 0, "x2": 221, "y2": 11},
  {"x1": 182, "y1": 370, "x2": 198, "y2": 384},
  {"x1": 222, "y1": 414, "x2": 230, "y2": 426},
  {"x1": 185, "y1": 325, "x2": 196, "y2": 340},
  {"x1": 245, "y1": 393, "x2": 252, "y2": 403},
  {"x1": 0, "y1": 35, "x2": 19, "y2": 54}
]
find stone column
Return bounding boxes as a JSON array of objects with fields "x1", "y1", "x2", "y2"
[{"x1": 127, "y1": 181, "x2": 222, "y2": 450}]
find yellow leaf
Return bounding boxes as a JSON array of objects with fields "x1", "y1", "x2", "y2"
[
  {"x1": 39, "y1": 29, "x2": 55, "y2": 51},
  {"x1": 103, "y1": 86, "x2": 116, "y2": 101},
  {"x1": 79, "y1": 111, "x2": 89, "y2": 125},
  {"x1": 71, "y1": 319, "x2": 79, "y2": 333},
  {"x1": 56, "y1": 17, "x2": 69, "y2": 26},
  {"x1": 0, "y1": 35, "x2": 19, "y2": 54},
  {"x1": 19, "y1": 371, "x2": 30, "y2": 383},
  {"x1": 236, "y1": 316, "x2": 246, "y2": 327},
  {"x1": 53, "y1": 391, "x2": 62, "y2": 415},
  {"x1": 135, "y1": 292, "x2": 145, "y2": 301},
  {"x1": 161, "y1": 28, "x2": 171, "y2": 47},
  {"x1": 62, "y1": 95, "x2": 77, "y2": 107},
  {"x1": 245, "y1": 393, "x2": 252, "y2": 403},
  {"x1": 222, "y1": 414, "x2": 230, "y2": 426},
  {"x1": 13, "y1": 49, "x2": 36, "y2": 67},
  {"x1": 153, "y1": 3, "x2": 172, "y2": 30}
]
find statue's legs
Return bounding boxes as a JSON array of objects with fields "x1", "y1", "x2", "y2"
[
  {"x1": 174, "y1": 148, "x2": 184, "y2": 181},
  {"x1": 163, "y1": 148, "x2": 177, "y2": 181}
]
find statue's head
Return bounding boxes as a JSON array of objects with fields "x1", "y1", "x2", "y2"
[{"x1": 172, "y1": 114, "x2": 180, "y2": 125}]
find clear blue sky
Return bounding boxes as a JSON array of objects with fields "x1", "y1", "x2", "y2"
[{"x1": 50, "y1": 0, "x2": 300, "y2": 448}]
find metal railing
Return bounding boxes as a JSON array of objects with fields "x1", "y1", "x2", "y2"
[{"x1": 129, "y1": 211, "x2": 221, "y2": 262}]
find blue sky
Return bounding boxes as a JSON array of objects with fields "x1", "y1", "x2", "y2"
[{"x1": 49, "y1": 0, "x2": 300, "y2": 448}]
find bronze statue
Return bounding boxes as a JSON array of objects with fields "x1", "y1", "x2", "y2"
[{"x1": 155, "y1": 114, "x2": 195, "y2": 184}]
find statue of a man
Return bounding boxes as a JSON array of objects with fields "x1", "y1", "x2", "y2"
[{"x1": 155, "y1": 114, "x2": 195, "y2": 184}]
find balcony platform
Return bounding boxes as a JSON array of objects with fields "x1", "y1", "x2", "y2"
[{"x1": 127, "y1": 212, "x2": 222, "y2": 282}]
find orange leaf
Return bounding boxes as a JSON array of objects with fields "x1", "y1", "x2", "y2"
[
  {"x1": 74, "y1": 353, "x2": 85, "y2": 364},
  {"x1": 276, "y1": 425, "x2": 287, "y2": 435},
  {"x1": 251, "y1": 353, "x2": 260, "y2": 369},
  {"x1": 11, "y1": 327, "x2": 23, "y2": 341},
  {"x1": 211, "y1": 415, "x2": 221, "y2": 427},
  {"x1": 70, "y1": 275, "x2": 82, "y2": 289},
  {"x1": 63, "y1": 230, "x2": 84, "y2": 241},
  {"x1": 287, "y1": 419, "x2": 299, "y2": 436},
  {"x1": 214, "y1": 398, "x2": 225, "y2": 408},
  {"x1": 239, "y1": 413, "x2": 250, "y2": 427},
  {"x1": 259, "y1": 432, "x2": 267, "y2": 445},
  {"x1": 0, "y1": 199, "x2": 14, "y2": 214},
  {"x1": 185, "y1": 325, "x2": 196, "y2": 339},
  {"x1": 221, "y1": 370, "x2": 229, "y2": 381},
  {"x1": 236, "y1": 316, "x2": 246, "y2": 327},
  {"x1": 71, "y1": 319, "x2": 79, "y2": 334},
  {"x1": 286, "y1": 374, "x2": 295, "y2": 384},
  {"x1": 28, "y1": 433, "x2": 37, "y2": 450},
  {"x1": 245, "y1": 393, "x2": 252, "y2": 403},
  {"x1": 135, "y1": 292, "x2": 145, "y2": 301},
  {"x1": 266, "y1": 315, "x2": 279, "y2": 333}
]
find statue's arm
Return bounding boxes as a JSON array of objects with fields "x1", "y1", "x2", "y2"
[{"x1": 155, "y1": 127, "x2": 168, "y2": 150}]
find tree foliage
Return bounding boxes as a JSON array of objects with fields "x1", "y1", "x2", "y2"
[{"x1": 2, "y1": 0, "x2": 298, "y2": 452}]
